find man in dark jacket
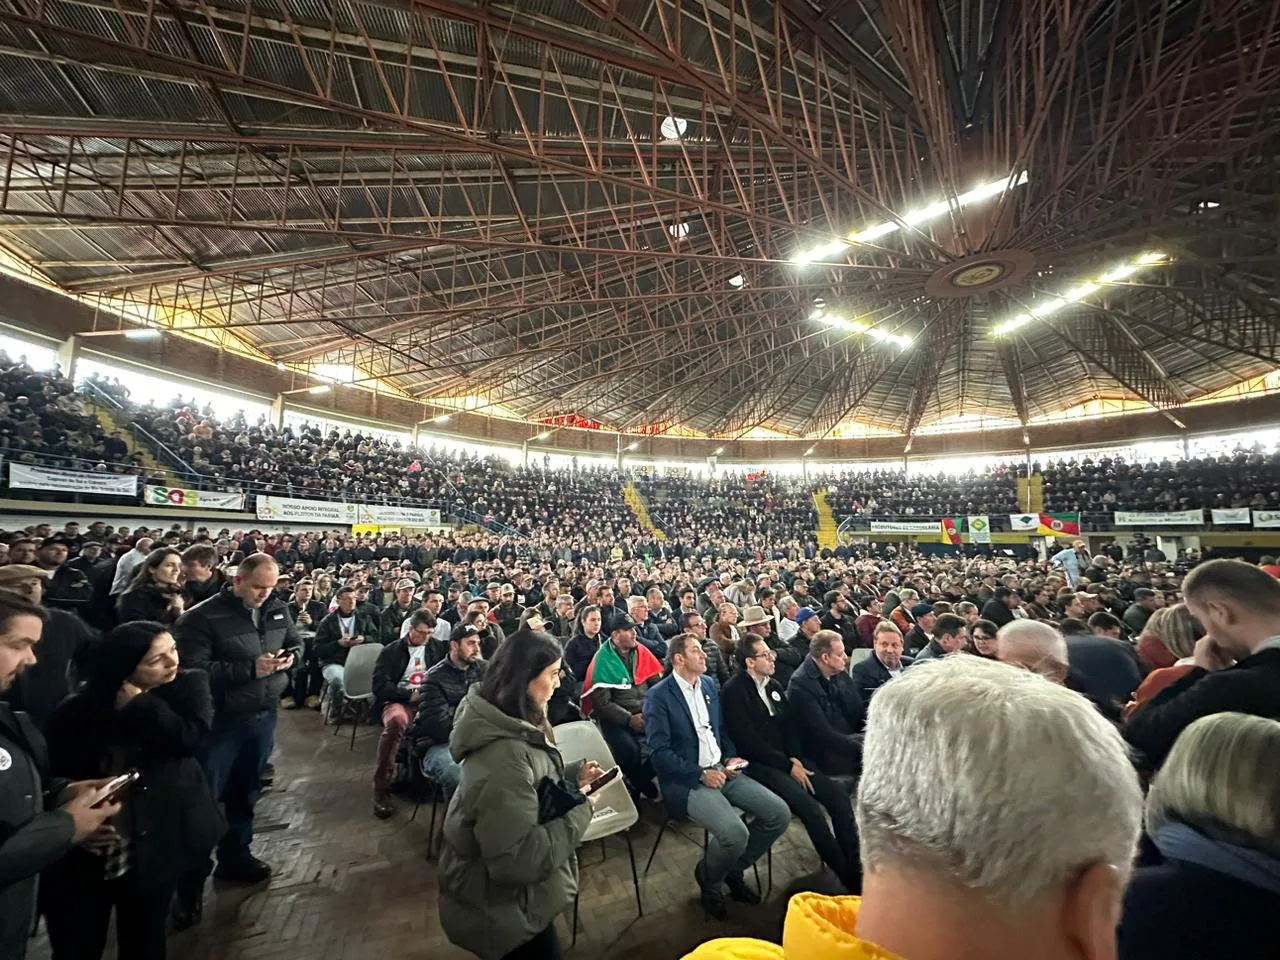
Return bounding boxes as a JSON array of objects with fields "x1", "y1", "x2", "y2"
[
  {"x1": 584, "y1": 614, "x2": 659, "y2": 798},
  {"x1": 314, "y1": 587, "x2": 381, "y2": 715},
  {"x1": 378, "y1": 578, "x2": 417, "y2": 643},
  {"x1": 409, "y1": 625, "x2": 484, "y2": 798},
  {"x1": 180, "y1": 544, "x2": 224, "y2": 609},
  {"x1": 901, "y1": 603, "x2": 937, "y2": 655},
  {"x1": 819, "y1": 590, "x2": 859, "y2": 655},
  {"x1": 850, "y1": 621, "x2": 913, "y2": 704},
  {"x1": 1125, "y1": 559, "x2": 1280, "y2": 771},
  {"x1": 492, "y1": 583, "x2": 523, "y2": 637},
  {"x1": 723, "y1": 635, "x2": 861, "y2": 891},
  {"x1": 172, "y1": 554, "x2": 302, "y2": 924},
  {"x1": 980, "y1": 586, "x2": 1020, "y2": 628},
  {"x1": 370, "y1": 611, "x2": 435, "y2": 819},
  {"x1": 786, "y1": 629, "x2": 866, "y2": 777},
  {"x1": 912, "y1": 612, "x2": 967, "y2": 662},
  {"x1": 35, "y1": 537, "x2": 93, "y2": 618},
  {"x1": 1066, "y1": 631, "x2": 1144, "y2": 717},
  {"x1": 0, "y1": 592, "x2": 118, "y2": 960}
]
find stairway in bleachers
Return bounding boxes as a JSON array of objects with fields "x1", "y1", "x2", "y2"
[
  {"x1": 1017, "y1": 474, "x2": 1045, "y2": 513},
  {"x1": 814, "y1": 489, "x2": 839, "y2": 550},
  {"x1": 87, "y1": 401, "x2": 176, "y2": 484},
  {"x1": 623, "y1": 481, "x2": 667, "y2": 541}
]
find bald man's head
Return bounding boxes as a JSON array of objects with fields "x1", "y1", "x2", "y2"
[{"x1": 995, "y1": 620, "x2": 1069, "y2": 684}]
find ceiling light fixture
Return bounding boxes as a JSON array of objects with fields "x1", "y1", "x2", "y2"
[
  {"x1": 810, "y1": 307, "x2": 913, "y2": 348},
  {"x1": 625, "y1": 441, "x2": 639, "y2": 450},
  {"x1": 307, "y1": 385, "x2": 331, "y2": 395},
  {"x1": 792, "y1": 171, "x2": 1030, "y2": 265},
  {"x1": 667, "y1": 222, "x2": 690, "y2": 240},
  {"x1": 434, "y1": 414, "x2": 451, "y2": 423},
  {"x1": 805, "y1": 446, "x2": 816, "y2": 456},
  {"x1": 991, "y1": 251, "x2": 1171, "y2": 337},
  {"x1": 275, "y1": 361, "x2": 287, "y2": 371},
  {"x1": 660, "y1": 116, "x2": 688, "y2": 140},
  {"x1": 714, "y1": 447, "x2": 724, "y2": 455},
  {"x1": 1199, "y1": 200, "x2": 1221, "y2": 209},
  {"x1": 123, "y1": 329, "x2": 161, "y2": 340},
  {"x1": 728, "y1": 274, "x2": 745, "y2": 288},
  {"x1": 534, "y1": 431, "x2": 551, "y2": 441}
]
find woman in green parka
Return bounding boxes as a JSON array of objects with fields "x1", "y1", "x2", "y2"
[{"x1": 438, "y1": 631, "x2": 604, "y2": 960}]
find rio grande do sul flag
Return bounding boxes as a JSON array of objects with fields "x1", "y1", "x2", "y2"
[
  {"x1": 1037, "y1": 513, "x2": 1080, "y2": 537},
  {"x1": 940, "y1": 517, "x2": 962, "y2": 545}
]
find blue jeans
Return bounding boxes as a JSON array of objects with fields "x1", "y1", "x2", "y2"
[
  {"x1": 322, "y1": 662, "x2": 346, "y2": 701},
  {"x1": 422, "y1": 743, "x2": 462, "y2": 798},
  {"x1": 686, "y1": 772, "x2": 790, "y2": 889}
]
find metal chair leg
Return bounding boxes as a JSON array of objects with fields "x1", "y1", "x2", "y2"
[
  {"x1": 427, "y1": 794, "x2": 440, "y2": 859},
  {"x1": 349, "y1": 702, "x2": 360, "y2": 750},
  {"x1": 625, "y1": 832, "x2": 643, "y2": 917},
  {"x1": 571, "y1": 893, "x2": 580, "y2": 946},
  {"x1": 643, "y1": 820, "x2": 669, "y2": 875}
]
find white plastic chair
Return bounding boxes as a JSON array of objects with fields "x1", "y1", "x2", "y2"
[
  {"x1": 553, "y1": 720, "x2": 643, "y2": 940},
  {"x1": 332, "y1": 642, "x2": 382, "y2": 750},
  {"x1": 847, "y1": 648, "x2": 874, "y2": 670}
]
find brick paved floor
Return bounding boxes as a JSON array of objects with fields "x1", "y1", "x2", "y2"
[{"x1": 31, "y1": 709, "x2": 843, "y2": 959}]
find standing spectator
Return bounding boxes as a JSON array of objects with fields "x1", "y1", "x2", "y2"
[
  {"x1": 684, "y1": 655, "x2": 1142, "y2": 960},
  {"x1": 35, "y1": 536, "x2": 93, "y2": 616},
  {"x1": 722, "y1": 635, "x2": 861, "y2": 891},
  {"x1": 179, "y1": 544, "x2": 223, "y2": 607},
  {"x1": 171, "y1": 554, "x2": 300, "y2": 930},
  {"x1": 850, "y1": 621, "x2": 912, "y2": 704},
  {"x1": 116, "y1": 547, "x2": 186, "y2": 626},
  {"x1": 437, "y1": 632, "x2": 599, "y2": 960},
  {"x1": 1125, "y1": 559, "x2": 1280, "y2": 771},
  {"x1": 786, "y1": 629, "x2": 866, "y2": 777},
  {"x1": 109, "y1": 538, "x2": 153, "y2": 597},
  {"x1": 1049, "y1": 539, "x2": 1089, "y2": 586},
  {"x1": 644, "y1": 634, "x2": 790, "y2": 920},
  {"x1": 410, "y1": 624, "x2": 485, "y2": 799},
  {"x1": 369, "y1": 611, "x2": 434, "y2": 819},
  {"x1": 0, "y1": 592, "x2": 119, "y2": 960},
  {"x1": 41, "y1": 621, "x2": 224, "y2": 960},
  {"x1": 1120, "y1": 712, "x2": 1280, "y2": 960}
]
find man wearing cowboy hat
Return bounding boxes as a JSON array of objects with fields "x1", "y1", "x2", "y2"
[{"x1": 741, "y1": 603, "x2": 804, "y2": 688}]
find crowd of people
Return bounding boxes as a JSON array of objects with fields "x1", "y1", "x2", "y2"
[
  {"x1": 1041, "y1": 451, "x2": 1280, "y2": 513},
  {"x1": 0, "y1": 509, "x2": 1274, "y2": 960}
]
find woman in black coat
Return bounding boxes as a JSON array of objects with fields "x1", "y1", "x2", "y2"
[
  {"x1": 40, "y1": 620, "x2": 225, "y2": 960},
  {"x1": 116, "y1": 547, "x2": 186, "y2": 626}
]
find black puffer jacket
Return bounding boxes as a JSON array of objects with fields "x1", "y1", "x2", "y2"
[
  {"x1": 174, "y1": 587, "x2": 303, "y2": 720},
  {"x1": 410, "y1": 657, "x2": 486, "y2": 750}
]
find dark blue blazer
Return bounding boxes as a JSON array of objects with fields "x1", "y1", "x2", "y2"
[{"x1": 642, "y1": 672, "x2": 736, "y2": 820}]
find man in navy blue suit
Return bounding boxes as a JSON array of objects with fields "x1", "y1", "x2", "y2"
[{"x1": 643, "y1": 633, "x2": 790, "y2": 919}]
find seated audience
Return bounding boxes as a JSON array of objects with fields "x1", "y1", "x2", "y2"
[
  {"x1": 1125, "y1": 604, "x2": 1204, "y2": 720},
  {"x1": 850, "y1": 621, "x2": 912, "y2": 704},
  {"x1": 410, "y1": 622, "x2": 485, "y2": 798},
  {"x1": 644, "y1": 633, "x2": 790, "y2": 920},
  {"x1": 786, "y1": 629, "x2": 866, "y2": 777},
  {"x1": 1119, "y1": 712, "x2": 1280, "y2": 960},
  {"x1": 912, "y1": 612, "x2": 966, "y2": 661},
  {"x1": 370, "y1": 610, "x2": 435, "y2": 819},
  {"x1": 684, "y1": 654, "x2": 1143, "y2": 960},
  {"x1": 967, "y1": 618, "x2": 999, "y2": 658},
  {"x1": 314, "y1": 587, "x2": 381, "y2": 718},
  {"x1": 722, "y1": 635, "x2": 861, "y2": 891},
  {"x1": 901, "y1": 603, "x2": 935, "y2": 655},
  {"x1": 563, "y1": 604, "x2": 604, "y2": 687},
  {"x1": 580, "y1": 613, "x2": 660, "y2": 798}
]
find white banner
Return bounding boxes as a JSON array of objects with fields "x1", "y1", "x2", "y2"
[
  {"x1": 1008, "y1": 514, "x2": 1038, "y2": 531},
  {"x1": 967, "y1": 515, "x2": 991, "y2": 543},
  {"x1": 869, "y1": 520, "x2": 944, "y2": 533},
  {"x1": 1253, "y1": 510, "x2": 1280, "y2": 529},
  {"x1": 9, "y1": 463, "x2": 138, "y2": 497},
  {"x1": 357, "y1": 504, "x2": 442, "y2": 527},
  {"x1": 256, "y1": 495, "x2": 358, "y2": 525},
  {"x1": 146, "y1": 484, "x2": 244, "y2": 511},
  {"x1": 1211, "y1": 508, "x2": 1252, "y2": 525},
  {"x1": 1113, "y1": 509, "x2": 1204, "y2": 526}
]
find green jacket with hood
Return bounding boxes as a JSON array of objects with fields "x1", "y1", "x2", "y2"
[{"x1": 437, "y1": 685, "x2": 592, "y2": 959}]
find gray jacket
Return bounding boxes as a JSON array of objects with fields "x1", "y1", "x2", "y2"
[{"x1": 438, "y1": 687, "x2": 592, "y2": 959}]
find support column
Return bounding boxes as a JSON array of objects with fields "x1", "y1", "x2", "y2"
[
  {"x1": 615, "y1": 434, "x2": 624, "y2": 469},
  {"x1": 270, "y1": 394, "x2": 285, "y2": 431},
  {"x1": 411, "y1": 421, "x2": 422, "y2": 449},
  {"x1": 522, "y1": 441, "x2": 529, "y2": 467},
  {"x1": 56, "y1": 334, "x2": 81, "y2": 381}
]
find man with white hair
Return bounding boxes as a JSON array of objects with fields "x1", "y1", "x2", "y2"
[
  {"x1": 109, "y1": 536, "x2": 153, "y2": 596},
  {"x1": 994, "y1": 618, "x2": 1069, "y2": 684},
  {"x1": 685, "y1": 655, "x2": 1143, "y2": 960}
]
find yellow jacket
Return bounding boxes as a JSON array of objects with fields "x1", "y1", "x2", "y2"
[{"x1": 683, "y1": 894, "x2": 904, "y2": 960}]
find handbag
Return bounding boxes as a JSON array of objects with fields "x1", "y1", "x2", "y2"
[{"x1": 535, "y1": 775, "x2": 586, "y2": 824}]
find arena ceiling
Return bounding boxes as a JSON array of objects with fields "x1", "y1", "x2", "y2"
[{"x1": 0, "y1": 0, "x2": 1276, "y2": 440}]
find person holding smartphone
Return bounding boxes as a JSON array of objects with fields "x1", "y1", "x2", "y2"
[
  {"x1": 41, "y1": 620, "x2": 224, "y2": 959},
  {"x1": 314, "y1": 587, "x2": 381, "y2": 723}
]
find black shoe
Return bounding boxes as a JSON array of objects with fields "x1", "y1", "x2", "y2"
[
  {"x1": 726, "y1": 871, "x2": 762, "y2": 904},
  {"x1": 694, "y1": 860, "x2": 727, "y2": 921},
  {"x1": 214, "y1": 855, "x2": 272, "y2": 884},
  {"x1": 170, "y1": 895, "x2": 202, "y2": 932},
  {"x1": 639, "y1": 778, "x2": 660, "y2": 800},
  {"x1": 261, "y1": 761, "x2": 275, "y2": 788}
]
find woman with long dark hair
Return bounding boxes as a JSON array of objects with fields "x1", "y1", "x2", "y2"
[
  {"x1": 116, "y1": 547, "x2": 185, "y2": 625},
  {"x1": 40, "y1": 621, "x2": 224, "y2": 960},
  {"x1": 561, "y1": 604, "x2": 603, "y2": 687},
  {"x1": 438, "y1": 631, "x2": 603, "y2": 960}
]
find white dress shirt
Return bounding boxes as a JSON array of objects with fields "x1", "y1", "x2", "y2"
[
  {"x1": 753, "y1": 675, "x2": 776, "y2": 716},
  {"x1": 673, "y1": 671, "x2": 721, "y2": 768}
]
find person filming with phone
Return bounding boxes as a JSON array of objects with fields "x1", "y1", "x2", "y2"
[
  {"x1": 0, "y1": 593, "x2": 121, "y2": 960},
  {"x1": 40, "y1": 620, "x2": 224, "y2": 960}
]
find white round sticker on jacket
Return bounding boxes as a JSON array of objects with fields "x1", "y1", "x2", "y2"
[{"x1": 0, "y1": 748, "x2": 11, "y2": 771}]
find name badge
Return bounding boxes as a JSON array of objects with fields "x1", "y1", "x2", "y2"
[
  {"x1": 770, "y1": 690, "x2": 781, "y2": 702},
  {"x1": 271, "y1": 612, "x2": 285, "y2": 621},
  {"x1": 0, "y1": 747, "x2": 11, "y2": 771}
]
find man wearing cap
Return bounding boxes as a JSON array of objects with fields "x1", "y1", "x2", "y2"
[
  {"x1": 902, "y1": 602, "x2": 938, "y2": 656},
  {"x1": 370, "y1": 610, "x2": 435, "y2": 819},
  {"x1": 379, "y1": 579, "x2": 418, "y2": 643},
  {"x1": 581, "y1": 612, "x2": 661, "y2": 798},
  {"x1": 0, "y1": 565, "x2": 98, "y2": 729},
  {"x1": 409, "y1": 621, "x2": 484, "y2": 799},
  {"x1": 493, "y1": 583, "x2": 523, "y2": 637},
  {"x1": 34, "y1": 537, "x2": 93, "y2": 618}
]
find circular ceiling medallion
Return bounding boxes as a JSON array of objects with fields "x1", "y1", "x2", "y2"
[{"x1": 925, "y1": 249, "x2": 1036, "y2": 298}]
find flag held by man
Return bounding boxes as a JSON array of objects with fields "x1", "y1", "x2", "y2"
[{"x1": 580, "y1": 638, "x2": 663, "y2": 718}]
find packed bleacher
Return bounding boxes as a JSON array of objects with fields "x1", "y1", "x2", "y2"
[{"x1": 1040, "y1": 452, "x2": 1280, "y2": 512}]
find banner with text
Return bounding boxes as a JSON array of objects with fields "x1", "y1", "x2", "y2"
[
  {"x1": 967, "y1": 515, "x2": 992, "y2": 543},
  {"x1": 356, "y1": 504, "x2": 442, "y2": 527},
  {"x1": 146, "y1": 485, "x2": 244, "y2": 511},
  {"x1": 9, "y1": 463, "x2": 138, "y2": 497},
  {"x1": 256, "y1": 495, "x2": 358, "y2": 525},
  {"x1": 1113, "y1": 509, "x2": 1204, "y2": 526},
  {"x1": 1253, "y1": 510, "x2": 1280, "y2": 529},
  {"x1": 869, "y1": 520, "x2": 944, "y2": 534},
  {"x1": 1210, "y1": 508, "x2": 1252, "y2": 525}
]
